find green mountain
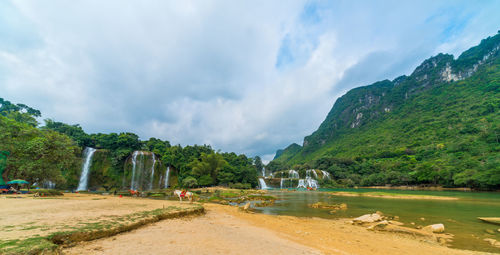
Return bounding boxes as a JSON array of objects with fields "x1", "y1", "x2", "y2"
[{"x1": 271, "y1": 32, "x2": 500, "y2": 190}]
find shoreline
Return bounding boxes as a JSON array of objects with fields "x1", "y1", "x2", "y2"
[{"x1": 64, "y1": 200, "x2": 485, "y2": 255}]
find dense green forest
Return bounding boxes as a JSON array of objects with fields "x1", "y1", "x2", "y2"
[
  {"x1": 271, "y1": 32, "x2": 500, "y2": 190},
  {"x1": 0, "y1": 98, "x2": 258, "y2": 190}
]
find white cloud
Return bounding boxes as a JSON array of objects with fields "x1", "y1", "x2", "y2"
[{"x1": 1, "y1": 0, "x2": 499, "y2": 158}]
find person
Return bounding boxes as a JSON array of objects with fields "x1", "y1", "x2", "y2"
[{"x1": 180, "y1": 189, "x2": 187, "y2": 197}]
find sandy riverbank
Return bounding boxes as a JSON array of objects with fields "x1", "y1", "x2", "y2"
[
  {"x1": 64, "y1": 202, "x2": 483, "y2": 255},
  {"x1": 0, "y1": 193, "x2": 200, "y2": 254}
]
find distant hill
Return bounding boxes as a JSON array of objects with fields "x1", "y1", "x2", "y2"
[{"x1": 270, "y1": 31, "x2": 500, "y2": 190}]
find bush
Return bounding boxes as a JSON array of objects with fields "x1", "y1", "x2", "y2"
[
  {"x1": 228, "y1": 183, "x2": 252, "y2": 189},
  {"x1": 182, "y1": 176, "x2": 198, "y2": 188}
]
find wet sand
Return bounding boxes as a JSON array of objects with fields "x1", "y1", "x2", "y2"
[{"x1": 64, "y1": 203, "x2": 484, "y2": 255}]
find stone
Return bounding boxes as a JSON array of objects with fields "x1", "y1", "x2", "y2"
[
  {"x1": 367, "y1": 220, "x2": 389, "y2": 231},
  {"x1": 484, "y1": 238, "x2": 500, "y2": 248},
  {"x1": 423, "y1": 223, "x2": 445, "y2": 233},
  {"x1": 388, "y1": 220, "x2": 404, "y2": 226},
  {"x1": 485, "y1": 229, "x2": 496, "y2": 235},
  {"x1": 420, "y1": 217, "x2": 425, "y2": 221},
  {"x1": 353, "y1": 213, "x2": 383, "y2": 224},
  {"x1": 243, "y1": 202, "x2": 251, "y2": 211}
]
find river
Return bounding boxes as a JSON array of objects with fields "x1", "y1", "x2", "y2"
[{"x1": 254, "y1": 188, "x2": 500, "y2": 253}]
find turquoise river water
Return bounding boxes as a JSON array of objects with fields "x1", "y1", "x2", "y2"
[{"x1": 254, "y1": 189, "x2": 500, "y2": 253}]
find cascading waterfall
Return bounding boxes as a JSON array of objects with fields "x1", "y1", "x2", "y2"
[
  {"x1": 306, "y1": 177, "x2": 319, "y2": 189},
  {"x1": 306, "y1": 169, "x2": 318, "y2": 179},
  {"x1": 258, "y1": 178, "x2": 269, "y2": 189},
  {"x1": 297, "y1": 179, "x2": 306, "y2": 188},
  {"x1": 321, "y1": 170, "x2": 331, "y2": 180},
  {"x1": 164, "y1": 166, "x2": 170, "y2": 188},
  {"x1": 288, "y1": 170, "x2": 299, "y2": 179},
  {"x1": 297, "y1": 177, "x2": 319, "y2": 189},
  {"x1": 149, "y1": 153, "x2": 156, "y2": 190},
  {"x1": 77, "y1": 147, "x2": 96, "y2": 191},
  {"x1": 280, "y1": 178, "x2": 284, "y2": 189},
  {"x1": 261, "y1": 167, "x2": 265, "y2": 177}
]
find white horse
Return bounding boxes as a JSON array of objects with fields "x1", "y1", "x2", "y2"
[{"x1": 174, "y1": 190, "x2": 193, "y2": 202}]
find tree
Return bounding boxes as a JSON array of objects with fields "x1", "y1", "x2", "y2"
[
  {"x1": 182, "y1": 176, "x2": 198, "y2": 188},
  {"x1": 190, "y1": 152, "x2": 228, "y2": 183},
  {"x1": 0, "y1": 115, "x2": 79, "y2": 186},
  {"x1": 254, "y1": 156, "x2": 264, "y2": 175}
]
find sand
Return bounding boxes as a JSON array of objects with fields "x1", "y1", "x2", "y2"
[
  {"x1": 63, "y1": 203, "x2": 484, "y2": 255},
  {"x1": 0, "y1": 193, "x2": 195, "y2": 240}
]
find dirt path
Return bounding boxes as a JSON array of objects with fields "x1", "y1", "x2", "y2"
[
  {"x1": 64, "y1": 203, "x2": 485, "y2": 255},
  {"x1": 64, "y1": 206, "x2": 320, "y2": 255}
]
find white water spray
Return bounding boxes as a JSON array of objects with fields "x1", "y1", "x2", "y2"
[
  {"x1": 288, "y1": 170, "x2": 299, "y2": 179},
  {"x1": 149, "y1": 153, "x2": 156, "y2": 190},
  {"x1": 130, "y1": 151, "x2": 141, "y2": 190},
  {"x1": 77, "y1": 147, "x2": 96, "y2": 191},
  {"x1": 259, "y1": 178, "x2": 269, "y2": 189},
  {"x1": 321, "y1": 170, "x2": 331, "y2": 180},
  {"x1": 164, "y1": 166, "x2": 170, "y2": 188},
  {"x1": 297, "y1": 179, "x2": 306, "y2": 188}
]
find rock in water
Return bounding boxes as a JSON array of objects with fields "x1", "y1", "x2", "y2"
[
  {"x1": 423, "y1": 223, "x2": 445, "y2": 233},
  {"x1": 353, "y1": 213, "x2": 383, "y2": 224},
  {"x1": 484, "y1": 238, "x2": 500, "y2": 248},
  {"x1": 485, "y1": 229, "x2": 496, "y2": 235},
  {"x1": 243, "y1": 202, "x2": 251, "y2": 211}
]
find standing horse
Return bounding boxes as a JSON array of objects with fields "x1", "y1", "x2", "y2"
[{"x1": 174, "y1": 190, "x2": 193, "y2": 202}]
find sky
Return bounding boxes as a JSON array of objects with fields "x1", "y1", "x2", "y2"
[{"x1": 1, "y1": 0, "x2": 500, "y2": 162}]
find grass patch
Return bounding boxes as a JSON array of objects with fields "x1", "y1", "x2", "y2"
[{"x1": 0, "y1": 237, "x2": 57, "y2": 255}]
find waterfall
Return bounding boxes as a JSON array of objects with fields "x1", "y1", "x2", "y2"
[
  {"x1": 306, "y1": 177, "x2": 319, "y2": 189},
  {"x1": 306, "y1": 169, "x2": 318, "y2": 179},
  {"x1": 280, "y1": 178, "x2": 284, "y2": 189},
  {"x1": 321, "y1": 170, "x2": 331, "y2": 180},
  {"x1": 297, "y1": 179, "x2": 306, "y2": 188},
  {"x1": 258, "y1": 178, "x2": 269, "y2": 189},
  {"x1": 149, "y1": 153, "x2": 156, "y2": 190},
  {"x1": 288, "y1": 170, "x2": 299, "y2": 179},
  {"x1": 130, "y1": 151, "x2": 142, "y2": 190},
  {"x1": 297, "y1": 177, "x2": 319, "y2": 189},
  {"x1": 77, "y1": 147, "x2": 96, "y2": 191},
  {"x1": 261, "y1": 167, "x2": 265, "y2": 177},
  {"x1": 164, "y1": 166, "x2": 170, "y2": 188}
]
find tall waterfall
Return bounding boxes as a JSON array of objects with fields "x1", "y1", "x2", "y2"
[
  {"x1": 258, "y1": 178, "x2": 269, "y2": 189},
  {"x1": 261, "y1": 167, "x2": 265, "y2": 177},
  {"x1": 130, "y1": 151, "x2": 143, "y2": 190},
  {"x1": 77, "y1": 147, "x2": 96, "y2": 191},
  {"x1": 164, "y1": 166, "x2": 170, "y2": 188},
  {"x1": 280, "y1": 178, "x2": 284, "y2": 189},
  {"x1": 149, "y1": 153, "x2": 156, "y2": 190}
]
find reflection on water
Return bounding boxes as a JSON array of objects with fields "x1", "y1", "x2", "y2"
[{"x1": 254, "y1": 189, "x2": 500, "y2": 253}]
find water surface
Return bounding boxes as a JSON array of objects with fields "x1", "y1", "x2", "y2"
[{"x1": 254, "y1": 189, "x2": 500, "y2": 253}]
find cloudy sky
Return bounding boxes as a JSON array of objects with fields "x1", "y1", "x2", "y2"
[{"x1": 1, "y1": 1, "x2": 499, "y2": 161}]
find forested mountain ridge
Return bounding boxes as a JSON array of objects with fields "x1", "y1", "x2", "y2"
[{"x1": 270, "y1": 32, "x2": 500, "y2": 189}]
